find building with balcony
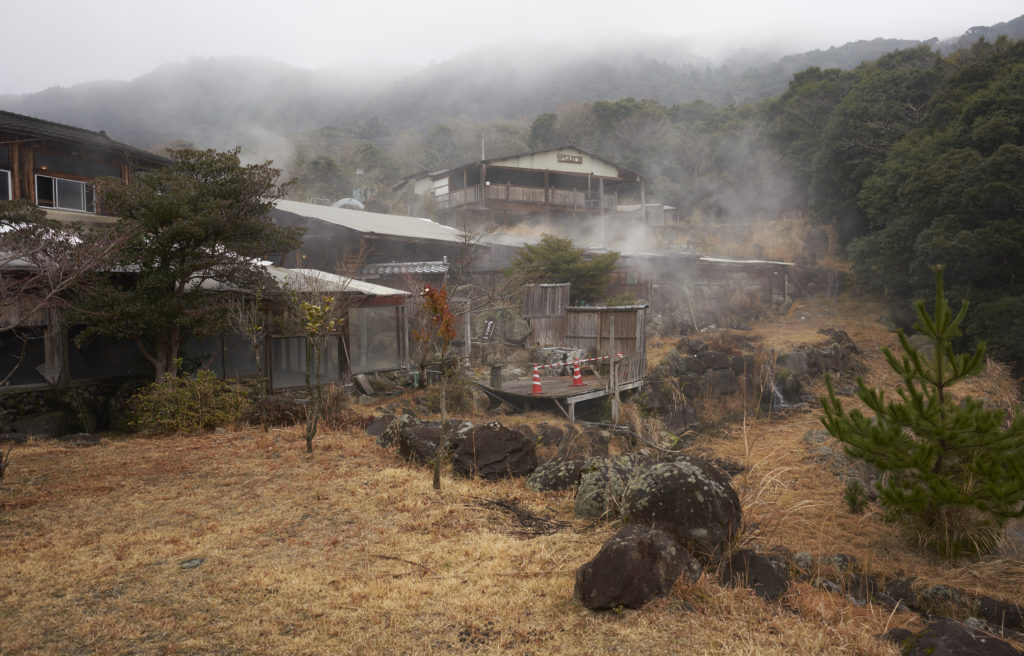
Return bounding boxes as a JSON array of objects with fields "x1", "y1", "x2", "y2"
[{"x1": 398, "y1": 146, "x2": 644, "y2": 230}]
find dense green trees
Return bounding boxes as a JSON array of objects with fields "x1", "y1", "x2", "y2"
[
  {"x1": 507, "y1": 234, "x2": 619, "y2": 305},
  {"x1": 768, "y1": 37, "x2": 1024, "y2": 369},
  {"x1": 79, "y1": 148, "x2": 303, "y2": 382}
]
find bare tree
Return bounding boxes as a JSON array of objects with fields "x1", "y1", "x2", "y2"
[
  {"x1": 1, "y1": 200, "x2": 127, "y2": 385},
  {"x1": 276, "y1": 269, "x2": 358, "y2": 454}
]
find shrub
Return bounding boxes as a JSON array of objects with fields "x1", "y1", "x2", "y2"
[{"x1": 128, "y1": 369, "x2": 250, "y2": 435}]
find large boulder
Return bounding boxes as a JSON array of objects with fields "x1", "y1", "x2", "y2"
[
  {"x1": 901, "y1": 619, "x2": 1021, "y2": 656},
  {"x1": 526, "y1": 457, "x2": 586, "y2": 492},
  {"x1": 575, "y1": 454, "x2": 653, "y2": 520},
  {"x1": 451, "y1": 422, "x2": 537, "y2": 480},
  {"x1": 574, "y1": 524, "x2": 700, "y2": 610},
  {"x1": 621, "y1": 456, "x2": 742, "y2": 561}
]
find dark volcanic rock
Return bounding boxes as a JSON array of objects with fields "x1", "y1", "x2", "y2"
[
  {"x1": 978, "y1": 596, "x2": 1024, "y2": 632},
  {"x1": 902, "y1": 618, "x2": 1021, "y2": 656},
  {"x1": 526, "y1": 457, "x2": 586, "y2": 492},
  {"x1": 718, "y1": 549, "x2": 790, "y2": 601},
  {"x1": 397, "y1": 421, "x2": 443, "y2": 464},
  {"x1": 451, "y1": 422, "x2": 537, "y2": 480},
  {"x1": 621, "y1": 455, "x2": 741, "y2": 561},
  {"x1": 574, "y1": 524, "x2": 699, "y2": 611},
  {"x1": 365, "y1": 414, "x2": 394, "y2": 437}
]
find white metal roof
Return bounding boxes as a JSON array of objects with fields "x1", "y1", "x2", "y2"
[
  {"x1": 273, "y1": 199, "x2": 465, "y2": 244},
  {"x1": 266, "y1": 266, "x2": 410, "y2": 297}
]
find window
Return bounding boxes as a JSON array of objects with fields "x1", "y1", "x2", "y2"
[
  {"x1": 0, "y1": 169, "x2": 9, "y2": 200},
  {"x1": 35, "y1": 174, "x2": 95, "y2": 213}
]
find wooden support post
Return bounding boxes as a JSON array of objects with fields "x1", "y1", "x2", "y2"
[{"x1": 610, "y1": 318, "x2": 620, "y2": 423}]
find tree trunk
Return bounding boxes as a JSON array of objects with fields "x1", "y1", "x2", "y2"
[
  {"x1": 432, "y1": 373, "x2": 448, "y2": 490},
  {"x1": 305, "y1": 342, "x2": 322, "y2": 454}
]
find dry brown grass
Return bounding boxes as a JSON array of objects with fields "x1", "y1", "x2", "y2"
[{"x1": 1, "y1": 294, "x2": 1021, "y2": 655}]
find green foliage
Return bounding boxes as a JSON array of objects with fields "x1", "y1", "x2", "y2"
[
  {"x1": 128, "y1": 369, "x2": 250, "y2": 435},
  {"x1": 843, "y1": 479, "x2": 870, "y2": 515},
  {"x1": 78, "y1": 148, "x2": 303, "y2": 382},
  {"x1": 821, "y1": 267, "x2": 1024, "y2": 557},
  {"x1": 507, "y1": 234, "x2": 619, "y2": 304}
]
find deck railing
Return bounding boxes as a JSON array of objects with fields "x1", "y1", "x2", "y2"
[
  {"x1": 435, "y1": 184, "x2": 616, "y2": 211},
  {"x1": 610, "y1": 351, "x2": 646, "y2": 390}
]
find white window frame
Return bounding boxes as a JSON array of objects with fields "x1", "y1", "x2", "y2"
[
  {"x1": 34, "y1": 174, "x2": 95, "y2": 213},
  {"x1": 1, "y1": 169, "x2": 10, "y2": 200}
]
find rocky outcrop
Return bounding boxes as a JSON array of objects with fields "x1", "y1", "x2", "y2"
[
  {"x1": 526, "y1": 457, "x2": 586, "y2": 492},
  {"x1": 574, "y1": 454, "x2": 653, "y2": 520},
  {"x1": 718, "y1": 549, "x2": 790, "y2": 601},
  {"x1": 621, "y1": 456, "x2": 741, "y2": 561},
  {"x1": 574, "y1": 524, "x2": 700, "y2": 611}
]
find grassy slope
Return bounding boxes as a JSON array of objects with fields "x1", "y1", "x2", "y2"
[{"x1": 1, "y1": 298, "x2": 1021, "y2": 655}]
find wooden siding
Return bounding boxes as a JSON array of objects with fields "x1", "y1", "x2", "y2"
[
  {"x1": 522, "y1": 284, "x2": 571, "y2": 318},
  {"x1": 564, "y1": 306, "x2": 646, "y2": 357}
]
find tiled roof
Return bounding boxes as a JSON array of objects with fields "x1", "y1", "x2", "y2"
[
  {"x1": 361, "y1": 261, "x2": 450, "y2": 276},
  {"x1": 0, "y1": 110, "x2": 169, "y2": 165}
]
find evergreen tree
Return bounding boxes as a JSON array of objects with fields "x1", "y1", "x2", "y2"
[{"x1": 820, "y1": 267, "x2": 1024, "y2": 557}]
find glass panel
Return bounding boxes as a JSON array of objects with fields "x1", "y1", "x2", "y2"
[
  {"x1": 34, "y1": 153, "x2": 120, "y2": 179},
  {"x1": 320, "y1": 338, "x2": 340, "y2": 383},
  {"x1": 56, "y1": 178, "x2": 85, "y2": 211},
  {"x1": 223, "y1": 334, "x2": 259, "y2": 378},
  {"x1": 0, "y1": 330, "x2": 47, "y2": 387},
  {"x1": 349, "y1": 307, "x2": 400, "y2": 373},
  {"x1": 35, "y1": 175, "x2": 55, "y2": 207},
  {"x1": 270, "y1": 336, "x2": 307, "y2": 390},
  {"x1": 269, "y1": 336, "x2": 340, "y2": 389},
  {"x1": 0, "y1": 170, "x2": 9, "y2": 201}
]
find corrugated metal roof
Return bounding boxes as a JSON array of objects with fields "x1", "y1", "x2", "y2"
[
  {"x1": 0, "y1": 109, "x2": 169, "y2": 165},
  {"x1": 361, "y1": 261, "x2": 450, "y2": 276},
  {"x1": 699, "y1": 256, "x2": 794, "y2": 267},
  {"x1": 273, "y1": 199, "x2": 464, "y2": 244},
  {"x1": 267, "y1": 266, "x2": 410, "y2": 297}
]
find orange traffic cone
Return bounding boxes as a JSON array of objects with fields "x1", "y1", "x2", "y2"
[
  {"x1": 571, "y1": 359, "x2": 584, "y2": 386},
  {"x1": 530, "y1": 365, "x2": 543, "y2": 395}
]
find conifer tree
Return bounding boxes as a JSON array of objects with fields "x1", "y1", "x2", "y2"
[{"x1": 821, "y1": 266, "x2": 1024, "y2": 557}]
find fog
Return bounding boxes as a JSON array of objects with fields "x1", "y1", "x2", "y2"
[{"x1": 1, "y1": 0, "x2": 1020, "y2": 95}]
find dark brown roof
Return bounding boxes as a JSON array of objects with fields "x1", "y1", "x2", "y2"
[{"x1": 0, "y1": 109, "x2": 169, "y2": 166}]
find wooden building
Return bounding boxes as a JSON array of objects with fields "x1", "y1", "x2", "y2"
[
  {"x1": 397, "y1": 146, "x2": 644, "y2": 231},
  {"x1": 0, "y1": 109, "x2": 168, "y2": 226}
]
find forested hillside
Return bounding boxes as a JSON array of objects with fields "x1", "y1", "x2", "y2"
[{"x1": 766, "y1": 37, "x2": 1024, "y2": 369}]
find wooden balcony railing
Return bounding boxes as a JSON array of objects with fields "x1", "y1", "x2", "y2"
[{"x1": 435, "y1": 184, "x2": 616, "y2": 211}]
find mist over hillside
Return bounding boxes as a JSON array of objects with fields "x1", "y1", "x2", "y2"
[{"x1": 1, "y1": 16, "x2": 1020, "y2": 153}]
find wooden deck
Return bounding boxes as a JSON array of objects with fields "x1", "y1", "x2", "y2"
[{"x1": 475, "y1": 365, "x2": 643, "y2": 423}]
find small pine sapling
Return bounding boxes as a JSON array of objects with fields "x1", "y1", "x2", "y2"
[{"x1": 821, "y1": 266, "x2": 1024, "y2": 557}]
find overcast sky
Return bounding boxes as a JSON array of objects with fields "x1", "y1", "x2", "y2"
[{"x1": 0, "y1": 0, "x2": 1020, "y2": 95}]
